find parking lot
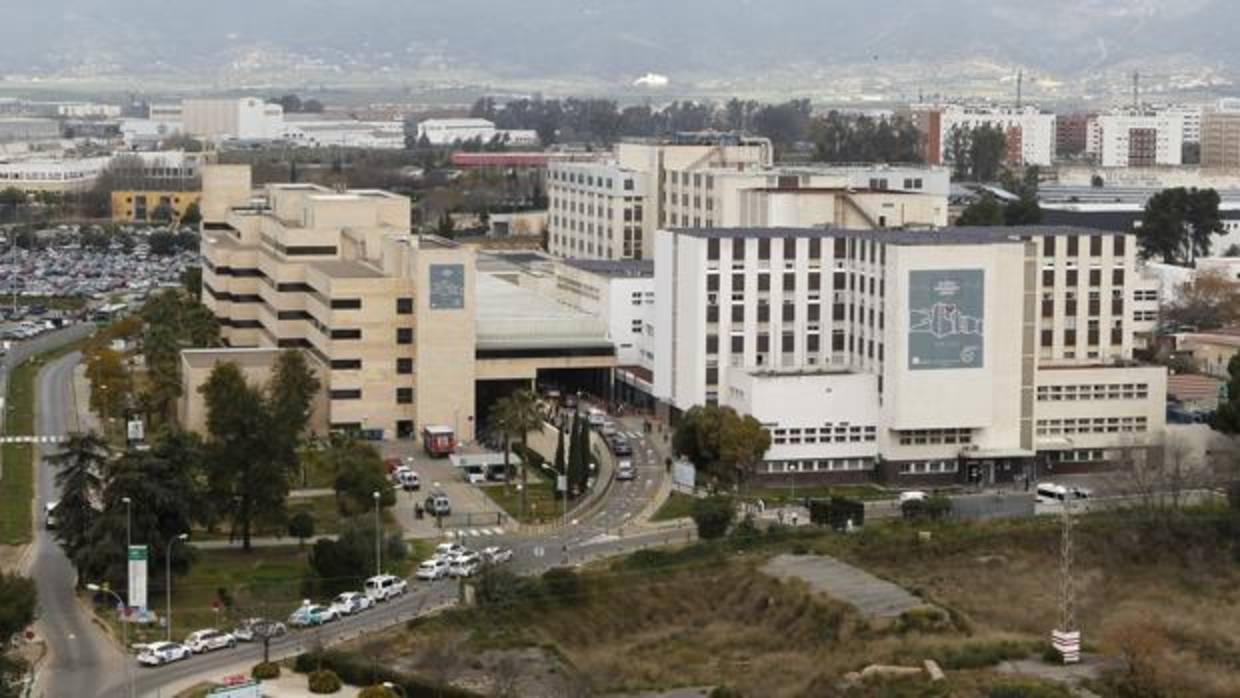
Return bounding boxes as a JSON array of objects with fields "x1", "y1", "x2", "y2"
[{"x1": 377, "y1": 441, "x2": 509, "y2": 537}]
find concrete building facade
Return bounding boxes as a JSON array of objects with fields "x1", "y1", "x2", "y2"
[
  {"x1": 653, "y1": 226, "x2": 1166, "y2": 484},
  {"x1": 1086, "y1": 109, "x2": 1185, "y2": 167},
  {"x1": 908, "y1": 104, "x2": 1056, "y2": 168}
]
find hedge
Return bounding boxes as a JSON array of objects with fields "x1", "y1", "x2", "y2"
[{"x1": 294, "y1": 650, "x2": 482, "y2": 698}]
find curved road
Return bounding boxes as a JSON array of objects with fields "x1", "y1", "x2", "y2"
[
  {"x1": 23, "y1": 345, "x2": 673, "y2": 698},
  {"x1": 31, "y1": 350, "x2": 125, "y2": 698}
]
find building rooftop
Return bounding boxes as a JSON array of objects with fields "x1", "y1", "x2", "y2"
[
  {"x1": 310, "y1": 259, "x2": 384, "y2": 279},
  {"x1": 561, "y1": 258, "x2": 654, "y2": 278},
  {"x1": 671, "y1": 225, "x2": 1119, "y2": 245},
  {"x1": 475, "y1": 273, "x2": 609, "y2": 350}
]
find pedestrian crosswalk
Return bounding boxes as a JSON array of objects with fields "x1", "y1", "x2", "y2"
[{"x1": 446, "y1": 527, "x2": 506, "y2": 538}]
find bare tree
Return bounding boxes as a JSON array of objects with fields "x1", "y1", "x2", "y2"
[{"x1": 1108, "y1": 434, "x2": 1219, "y2": 521}]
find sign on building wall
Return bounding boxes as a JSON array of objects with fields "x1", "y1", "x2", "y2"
[
  {"x1": 908, "y1": 269, "x2": 985, "y2": 370},
  {"x1": 429, "y1": 264, "x2": 465, "y2": 310},
  {"x1": 127, "y1": 545, "x2": 148, "y2": 609}
]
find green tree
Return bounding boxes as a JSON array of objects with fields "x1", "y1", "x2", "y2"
[
  {"x1": 307, "y1": 518, "x2": 404, "y2": 595},
  {"x1": 489, "y1": 389, "x2": 544, "y2": 516},
  {"x1": 1138, "y1": 187, "x2": 1226, "y2": 264},
  {"x1": 0, "y1": 571, "x2": 37, "y2": 694},
  {"x1": 267, "y1": 350, "x2": 322, "y2": 472},
  {"x1": 691, "y1": 496, "x2": 736, "y2": 540},
  {"x1": 1212, "y1": 354, "x2": 1240, "y2": 435},
  {"x1": 141, "y1": 290, "x2": 222, "y2": 425},
  {"x1": 200, "y1": 363, "x2": 278, "y2": 551},
  {"x1": 947, "y1": 127, "x2": 973, "y2": 180},
  {"x1": 553, "y1": 425, "x2": 566, "y2": 475},
  {"x1": 969, "y1": 124, "x2": 1008, "y2": 182},
  {"x1": 181, "y1": 266, "x2": 202, "y2": 296},
  {"x1": 47, "y1": 432, "x2": 109, "y2": 561},
  {"x1": 83, "y1": 346, "x2": 132, "y2": 427},
  {"x1": 956, "y1": 193, "x2": 1006, "y2": 227},
  {"x1": 673, "y1": 405, "x2": 771, "y2": 490},
  {"x1": 288, "y1": 511, "x2": 315, "y2": 549},
  {"x1": 328, "y1": 438, "x2": 395, "y2": 516},
  {"x1": 180, "y1": 201, "x2": 202, "y2": 226}
]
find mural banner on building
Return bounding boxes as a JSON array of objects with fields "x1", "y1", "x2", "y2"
[
  {"x1": 429, "y1": 264, "x2": 465, "y2": 310},
  {"x1": 908, "y1": 269, "x2": 984, "y2": 370}
]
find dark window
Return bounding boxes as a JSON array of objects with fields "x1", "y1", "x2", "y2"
[
  {"x1": 1089, "y1": 269, "x2": 1101, "y2": 286},
  {"x1": 707, "y1": 305, "x2": 720, "y2": 323},
  {"x1": 1064, "y1": 330, "x2": 1077, "y2": 345},
  {"x1": 277, "y1": 310, "x2": 313, "y2": 321},
  {"x1": 1042, "y1": 299, "x2": 1054, "y2": 318},
  {"x1": 396, "y1": 297, "x2": 414, "y2": 314},
  {"x1": 783, "y1": 274, "x2": 795, "y2": 292},
  {"x1": 1112, "y1": 269, "x2": 1125, "y2": 286},
  {"x1": 834, "y1": 238, "x2": 846, "y2": 258},
  {"x1": 757, "y1": 303, "x2": 770, "y2": 322},
  {"x1": 808, "y1": 304, "x2": 821, "y2": 321},
  {"x1": 809, "y1": 238, "x2": 821, "y2": 259},
  {"x1": 758, "y1": 238, "x2": 770, "y2": 259},
  {"x1": 731, "y1": 305, "x2": 744, "y2": 322},
  {"x1": 396, "y1": 387, "x2": 414, "y2": 404},
  {"x1": 707, "y1": 274, "x2": 720, "y2": 291},
  {"x1": 732, "y1": 274, "x2": 745, "y2": 290},
  {"x1": 1066, "y1": 270, "x2": 1078, "y2": 286},
  {"x1": 731, "y1": 335, "x2": 744, "y2": 353},
  {"x1": 807, "y1": 334, "x2": 820, "y2": 352},
  {"x1": 1114, "y1": 235, "x2": 1126, "y2": 256},
  {"x1": 1042, "y1": 269, "x2": 1054, "y2": 286},
  {"x1": 331, "y1": 298, "x2": 362, "y2": 310},
  {"x1": 832, "y1": 333, "x2": 845, "y2": 351},
  {"x1": 1065, "y1": 300, "x2": 1077, "y2": 316},
  {"x1": 781, "y1": 333, "x2": 795, "y2": 352},
  {"x1": 707, "y1": 239, "x2": 720, "y2": 260},
  {"x1": 833, "y1": 303, "x2": 845, "y2": 321},
  {"x1": 1089, "y1": 235, "x2": 1102, "y2": 256},
  {"x1": 396, "y1": 327, "x2": 413, "y2": 344},
  {"x1": 286, "y1": 245, "x2": 338, "y2": 256},
  {"x1": 331, "y1": 359, "x2": 362, "y2": 370},
  {"x1": 833, "y1": 273, "x2": 846, "y2": 290},
  {"x1": 1045, "y1": 235, "x2": 1058, "y2": 255},
  {"x1": 706, "y1": 335, "x2": 719, "y2": 354},
  {"x1": 705, "y1": 367, "x2": 718, "y2": 385},
  {"x1": 397, "y1": 358, "x2": 413, "y2": 374},
  {"x1": 329, "y1": 389, "x2": 362, "y2": 400},
  {"x1": 331, "y1": 329, "x2": 361, "y2": 340},
  {"x1": 757, "y1": 274, "x2": 769, "y2": 291},
  {"x1": 1041, "y1": 330, "x2": 1053, "y2": 347},
  {"x1": 784, "y1": 240, "x2": 797, "y2": 259},
  {"x1": 757, "y1": 334, "x2": 770, "y2": 352},
  {"x1": 782, "y1": 303, "x2": 795, "y2": 322},
  {"x1": 808, "y1": 273, "x2": 821, "y2": 291},
  {"x1": 1067, "y1": 236, "x2": 1079, "y2": 256}
]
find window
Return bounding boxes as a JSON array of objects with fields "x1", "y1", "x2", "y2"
[
  {"x1": 1089, "y1": 235, "x2": 1103, "y2": 256},
  {"x1": 397, "y1": 358, "x2": 413, "y2": 374},
  {"x1": 1114, "y1": 235, "x2": 1126, "y2": 256},
  {"x1": 1044, "y1": 236, "x2": 1056, "y2": 256},
  {"x1": 330, "y1": 298, "x2": 362, "y2": 310},
  {"x1": 706, "y1": 335, "x2": 719, "y2": 354},
  {"x1": 396, "y1": 297, "x2": 414, "y2": 315},
  {"x1": 1067, "y1": 236, "x2": 1079, "y2": 256},
  {"x1": 783, "y1": 274, "x2": 795, "y2": 292},
  {"x1": 758, "y1": 238, "x2": 771, "y2": 259},
  {"x1": 329, "y1": 389, "x2": 362, "y2": 400},
  {"x1": 330, "y1": 359, "x2": 361, "y2": 370},
  {"x1": 396, "y1": 327, "x2": 413, "y2": 344},
  {"x1": 708, "y1": 238, "x2": 720, "y2": 260},
  {"x1": 396, "y1": 388, "x2": 414, "y2": 404},
  {"x1": 331, "y1": 329, "x2": 362, "y2": 340}
]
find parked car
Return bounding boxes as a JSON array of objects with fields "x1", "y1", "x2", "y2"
[
  {"x1": 600, "y1": 421, "x2": 618, "y2": 437},
  {"x1": 415, "y1": 558, "x2": 450, "y2": 581},
  {"x1": 232, "y1": 618, "x2": 286, "y2": 642},
  {"x1": 435, "y1": 542, "x2": 466, "y2": 559},
  {"x1": 616, "y1": 459, "x2": 635, "y2": 481},
  {"x1": 898, "y1": 491, "x2": 928, "y2": 505},
  {"x1": 137, "y1": 641, "x2": 191, "y2": 666},
  {"x1": 482, "y1": 546, "x2": 513, "y2": 565},
  {"x1": 609, "y1": 437, "x2": 633, "y2": 457},
  {"x1": 398, "y1": 469, "x2": 421, "y2": 491},
  {"x1": 184, "y1": 629, "x2": 237, "y2": 653},
  {"x1": 424, "y1": 491, "x2": 452, "y2": 517},
  {"x1": 287, "y1": 603, "x2": 338, "y2": 628},
  {"x1": 364, "y1": 574, "x2": 409, "y2": 600},
  {"x1": 330, "y1": 591, "x2": 374, "y2": 616},
  {"x1": 44, "y1": 501, "x2": 58, "y2": 529},
  {"x1": 449, "y1": 551, "x2": 482, "y2": 578}
]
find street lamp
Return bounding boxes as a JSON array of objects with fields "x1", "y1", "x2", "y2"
[
  {"x1": 87, "y1": 583, "x2": 134, "y2": 698},
  {"x1": 121, "y1": 495, "x2": 132, "y2": 550},
  {"x1": 372, "y1": 491, "x2": 381, "y2": 578},
  {"x1": 382, "y1": 682, "x2": 408, "y2": 698},
  {"x1": 164, "y1": 532, "x2": 188, "y2": 642}
]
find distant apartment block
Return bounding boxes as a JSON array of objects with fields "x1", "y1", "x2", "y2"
[
  {"x1": 906, "y1": 104, "x2": 1056, "y2": 168},
  {"x1": 1085, "y1": 108, "x2": 1185, "y2": 167},
  {"x1": 1201, "y1": 99, "x2": 1240, "y2": 168},
  {"x1": 1054, "y1": 112, "x2": 1094, "y2": 158}
]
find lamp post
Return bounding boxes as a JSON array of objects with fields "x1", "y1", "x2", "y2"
[
  {"x1": 122, "y1": 496, "x2": 132, "y2": 550},
  {"x1": 164, "y1": 533, "x2": 188, "y2": 642},
  {"x1": 88, "y1": 583, "x2": 134, "y2": 698},
  {"x1": 372, "y1": 491, "x2": 381, "y2": 578}
]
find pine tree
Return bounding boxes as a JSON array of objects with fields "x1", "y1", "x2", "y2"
[{"x1": 553, "y1": 425, "x2": 566, "y2": 474}]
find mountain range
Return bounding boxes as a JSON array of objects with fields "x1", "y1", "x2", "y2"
[{"x1": 2, "y1": 0, "x2": 1238, "y2": 98}]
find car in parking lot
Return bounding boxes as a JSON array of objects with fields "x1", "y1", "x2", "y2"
[
  {"x1": 435, "y1": 542, "x2": 466, "y2": 559},
  {"x1": 330, "y1": 591, "x2": 374, "y2": 616},
  {"x1": 184, "y1": 629, "x2": 237, "y2": 653},
  {"x1": 287, "y1": 603, "x2": 338, "y2": 628},
  {"x1": 364, "y1": 574, "x2": 409, "y2": 600},
  {"x1": 137, "y1": 641, "x2": 191, "y2": 666},
  {"x1": 449, "y1": 551, "x2": 482, "y2": 578},
  {"x1": 415, "y1": 557, "x2": 451, "y2": 581},
  {"x1": 482, "y1": 546, "x2": 513, "y2": 565},
  {"x1": 424, "y1": 491, "x2": 452, "y2": 517},
  {"x1": 608, "y1": 437, "x2": 633, "y2": 456},
  {"x1": 396, "y1": 468, "x2": 421, "y2": 491},
  {"x1": 232, "y1": 618, "x2": 287, "y2": 642}
]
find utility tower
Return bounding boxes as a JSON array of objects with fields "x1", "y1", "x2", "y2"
[
  {"x1": 1051, "y1": 499, "x2": 1081, "y2": 664},
  {"x1": 1132, "y1": 71, "x2": 1141, "y2": 109},
  {"x1": 1016, "y1": 70, "x2": 1023, "y2": 109}
]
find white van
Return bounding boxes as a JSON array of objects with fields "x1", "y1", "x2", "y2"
[
  {"x1": 44, "y1": 501, "x2": 58, "y2": 529},
  {"x1": 586, "y1": 408, "x2": 606, "y2": 427},
  {"x1": 1036, "y1": 483, "x2": 1069, "y2": 502}
]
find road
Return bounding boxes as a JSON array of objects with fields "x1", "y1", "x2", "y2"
[
  {"x1": 65, "y1": 412, "x2": 672, "y2": 697},
  {"x1": 28, "y1": 344, "x2": 129, "y2": 698}
]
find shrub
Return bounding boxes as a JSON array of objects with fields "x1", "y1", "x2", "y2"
[
  {"x1": 691, "y1": 495, "x2": 735, "y2": 540},
  {"x1": 541, "y1": 567, "x2": 581, "y2": 606},
  {"x1": 810, "y1": 497, "x2": 865, "y2": 530},
  {"x1": 251, "y1": 661, "x2": 281, "y2": 680},
  {"x1": 989, "y1": 681, "x2": 1072, "y2": 698},
  {"x1": 308, "y1": 669, "x2": 343, "y2": 694},
  {"x1": 895, "y1": 606, "x2": 952, "y2": 634},
  {"x1": 358, "y1": 687, "x2": 395, "y2": 698},
  {"x1": 288, "y1": 511, "x2": 316, "y2": 546},
  {"x1": 476, "y1": 567, "x2": 541, "y2": 609},
  {"x1": 295, "y1": 650, "x2": 483, "y2": 697},
  {"x1": 938, "y1": 640, "x2": 1034, "y2": 670},
  {"x1": 902, "y1": 496, "x2": 952, "y2": 521}
]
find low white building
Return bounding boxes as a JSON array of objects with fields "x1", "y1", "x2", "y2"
[
  {"x1": 415, "y1": 118, "x2": 539, "y2": 147},
  {"x1": 282, "y1": 118, "x2": 407, "y2": 149}
]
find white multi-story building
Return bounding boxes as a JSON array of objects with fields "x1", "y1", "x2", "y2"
[
  {"x1": 182, "y1": 98, "x2": 285, "y2": 141},
  {"x1": 653, "y1": 226, "x2": 1165, "y2": 485},
  {"x1": 1086, "y1": 108, "x2": 1185, "y2": 167},
  {"x1": 908, "y1": 104, "x2": 1056, "y2": 168},
  {"x1": 0, "y1": 150, "x2": 206, "y2": 193}
]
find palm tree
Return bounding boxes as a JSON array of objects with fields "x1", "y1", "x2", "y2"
[
  {"x1": 489, "y1": 389, "x2": 544, "y2": 519},
  {"x1": 48, "y1": 431, "x2": 110, "y2": 559}
]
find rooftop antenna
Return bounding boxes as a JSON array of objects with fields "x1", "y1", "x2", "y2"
[
  {"x1": 1051, "y1": 498, "x2": 1081, "y2": 664},
  {"x1": 1016, "y1": 70, "x2": 1023, "y2": 109},
  {"x1": 1132, "y1": 71, "x2": 1140, "y2": 109}
]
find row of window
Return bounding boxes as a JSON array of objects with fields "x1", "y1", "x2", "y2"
[
  {"x1": 895, "y1": 428, "x2": 973, "y2": 446},
  {"x1": 771, "y1": 425, "x2": 877, "y2": 445},
  {"x1": 1036, "y1": 383, "x2": 1150, "y2": 401},
  {"x1": 548, "y1": 169, "x2": 635, "y2": 190},
  {"x1": 897, "y1": 460, "x2": 959, "y2": 475},
  {"x1": 763, "y1": 458, "x2": 872, "y2": 473},
  {"x1": 1042, "y1": 234, "x2": 1126, "y2": 258},
  {"x1": 1035, "y1": 416, "x2": 1149, "y2": 435},
  {"x1": 1047, "y1": 449, "x2": 1106, "y2": 463},
  {"x1": 329, "y1": 387, "x2": 414, "y2": 404},
  {"x1": 330, "y1": 358, "x2": 414, "y2": 374}
]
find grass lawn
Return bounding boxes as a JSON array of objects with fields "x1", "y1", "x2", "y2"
[
  {"x1": 481, "y1": 467, "x2": 567, "y2": 524},
  {"x1": 650, "y1": 491, "x2": 696, "y2": 522},
  {"x1": 189, "y1": 495, "x2": 401, "y2": 542},
  {"x1": 742, "y1": 483, "x2": 895, "y2": 503},
  {"x1": 0, "y1": 338, "x2": 88, "y2": 545}
]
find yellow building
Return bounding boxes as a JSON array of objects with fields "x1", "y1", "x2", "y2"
[{"x1": 111, "y1": 190, "x2": 202, "y2": 223}]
